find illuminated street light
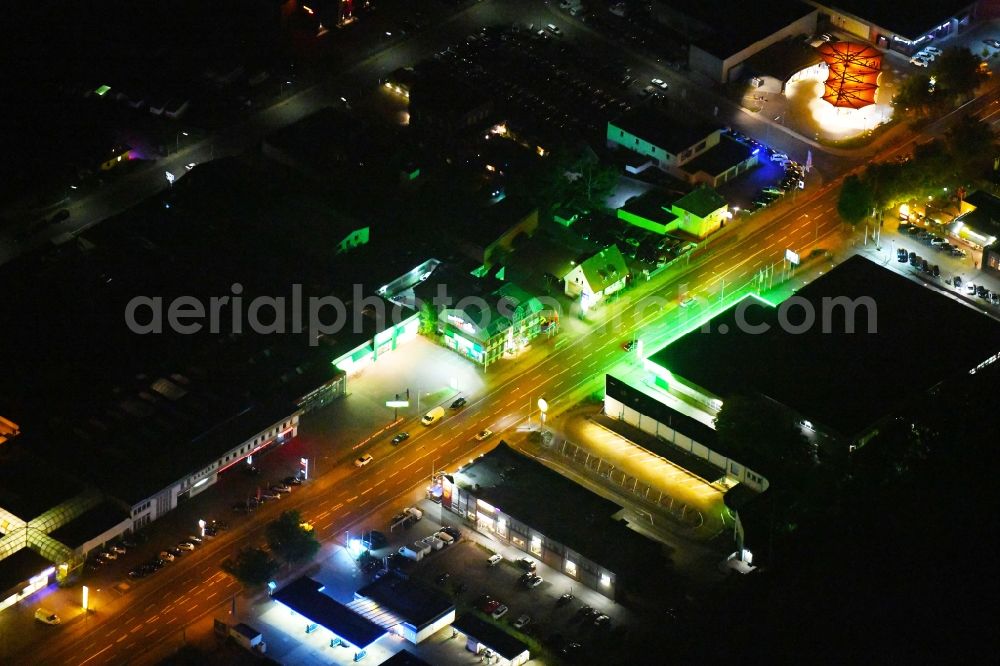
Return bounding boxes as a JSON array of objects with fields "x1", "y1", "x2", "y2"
[
  {"x1": 198, "y1": 519, "x2": 206, "y2": 537},
  {"x1": 82, "y1": 585, "x2": 89, "y2": 611}
]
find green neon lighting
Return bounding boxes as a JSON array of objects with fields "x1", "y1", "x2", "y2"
[{"x1": 94, "y1": 85, "x2": 111, "y2": 97}]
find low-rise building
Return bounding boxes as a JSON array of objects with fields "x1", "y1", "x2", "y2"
[
  {"x1": 619, "y1": 186, "x2": 729, "y2": 238},
  {"x1": 951, "y1": 190, "x2": 1000, "y2": 251},
  {"x1": 441, "y1": 441, "x2": 665, "y2": 601},
  {"x1": 562, "y1": 245, "x2": 629, "y2": 310},
  {"x1": 354, "y1": 571, "x2": 456, "y2": 644}
]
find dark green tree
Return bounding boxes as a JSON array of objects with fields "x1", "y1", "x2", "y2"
[
  {"x1": 223, "y1": 546, "x2": 278, "y2": 586},
  {"x1": 945, "y1": 115, "x2": 996, "y2": 181},
  {"x1": 417, "y1": 299, "x2": 438, "y2": 336},
  {"x1": 266, "y1": 510, "x2": 321, "y2": 564},
  {"x1": 931, "y1": 47, "x2": 986, "y2": 101},
  {"x1": 837, "y1": 174, "x2": 875, "y2": 224},
  {"x1": 892, "y1": 72, "x2": 937, "y2": 117}
]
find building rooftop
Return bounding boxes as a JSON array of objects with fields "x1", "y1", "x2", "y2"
[
  {"x1": 48, "y1": 501, "x2": 130, "y2": 550},
  {"x1": 273, "y1": 577, "x2": 386, "y2": 649},
  {"x1": 621, "y1": 191, "x2": 678, "y2": 226},
  {"x1": 745, "y1": 37, "x2": 824, "y2": 82},
  {"x1": 378, "y1": 651, "x2": 433, "y2": 666},
  {"x1": 452, "y1": 613, "x2": 530, "y2": 661},
  {"x1": 409, "y1": 63, "x2": 492, "y2": 124},
  {"x1": 453, "y1": 442, "x2": 664, "y2": 579},
  {"x1": 676, "y1": 0, "x2": 817, "y2": 60},
  {"x1": 356, "y1": 571, "x2": 455, "y2": 631},
  {"x1": 264, "y1": 107, "x2": 395, "y2": 174},
  {"x1": 820, "y1": 0, "x2": 973, "y2": 40},
  {"x1": 647, "y1": 255, "x2": 1000, "y2": 438},
  {"x1": 673, "y1": 186, "x2": 728, "y2": 218},
  {"x1": 578, "y1": 245, "x2": 629, "y2": 293},
  {"x1": 610, "y1": 105, "x2": 720, "y2": 155},
  {"x1": 682, "y1": 136, "x2": 755, "y2": 178}
]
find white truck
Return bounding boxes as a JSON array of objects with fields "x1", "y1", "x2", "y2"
[
  {"x1": 421, "y1": 406, "x2": 445, "y2": 426},
  {"x1": 230, "y1": 623, "x2": 265, "y2": 652}
]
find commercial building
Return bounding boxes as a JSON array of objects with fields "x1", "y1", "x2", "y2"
[
  {"x1": 619, "y1": 186, "x2": 730, "y2": 239},
  {"x1": 952, "y1": 190, "x2": 1000, "y2": 252},
  {"x1": 451, "y1": 613, "x2": 530, "y2": 666},
  {"x1": 441, "y1": 442, "x2": 665, "y2": 601},
  {"x1": 562, "y1": 244, "x2": 629, "y2": 310},
  {"x1": 607, "y1": 107, "x2": 758, "y2": 185},
  {"x1": 656, "y1": 0, "x2": 818, "y2": 83},
  {"x1": 451, "y1": 199, "x2": 540, "y2": 271},
  {"x1": 807, "y1": 0, "x2": 982, "y2": 55},
  {"x1": 744, "y1": 37, "x2": 826, "y2": 94},
  {"x1": 408, "y1": 64, "x2": 494, "y2": 136},
  {"x1": 353, "y1": 571, "x2": 456, "y2": 644},
  {"x1": 644, "y1": 255, "x2": 1000, "y2": 448}
]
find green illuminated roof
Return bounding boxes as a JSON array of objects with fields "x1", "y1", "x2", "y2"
[
  {"x1": 673, "y1": 186, "x2": 727, "y2": 219},
  {"x1": 579, "y1": 245, "x2": 628, "y2": 293},
  {"x1": 94, "y1": 85, "x2": 111, "y2": 97}
]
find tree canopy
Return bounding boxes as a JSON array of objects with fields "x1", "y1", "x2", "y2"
[
  {"x1": 223, "y1": 546, "x2": 278, "y2": 587},
  {"x1": 265, "y1": 510, "x2": 321, "y2": 563}
]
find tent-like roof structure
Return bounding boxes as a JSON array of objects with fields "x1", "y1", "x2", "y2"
[{"x1": 818, "y1": 42, "x2": 882, "y2": 109}]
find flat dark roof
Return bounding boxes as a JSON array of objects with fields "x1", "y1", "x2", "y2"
[
  {"x1": 745, "y1": 37, "x2": 824, "y2": 82},
  {"x1": 273, "y1": 577, "x2": 386, "y2": 649},
  {"x1": 356, "y1": 571, "x2": 454, "y2": 631},
  {"x1": 264, "y1": 107, "x2": 395, "y2": 172},
  {"x1": 611, "y1": 106, "x2": 719, "y2": 155},
  {"x1": 48, "y1": 501, "x2": 130, "y2": 549},
  {"x1": 456, "y1": 442, "x2": 663, "y2": 577},
  {"x1": 823, "y1": 0, "x2": 973, "y2": 40},
  {"x1": 0, "y1": 455, "x2": 82, "y2": 520},
  {"x1": 378, "y1": 651, "x2": 433, "y2": 666},
  {"x1": 452, "y1": 613, "x2": 529, "y2": 661},
  {"x1": 648, "y1": 255, "x2": 1000, "y2": 437},
  {"x1": 674, "y1": 0, "x2": 816, "y2": 60},
  {"x1": 0, "y1": 548, "x2": 51, "y2": 597},
  {"x1": 683, "y1": 136, "x2": 754, "y2": 178}
]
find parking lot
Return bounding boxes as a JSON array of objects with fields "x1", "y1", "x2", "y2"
[{"x1": 344, "y1": 498, "x2": 640, "y2": 664}]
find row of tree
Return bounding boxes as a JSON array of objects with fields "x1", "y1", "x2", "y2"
[
  {"x1": 838, "y1": 115, "x2": 997, "y2": 223},
  {"x1": 893, "y1": 47, "x2": 988, "y2": 118},
  {"x1": 223, "y1": 510, "x2": 320, "y2": 586}
]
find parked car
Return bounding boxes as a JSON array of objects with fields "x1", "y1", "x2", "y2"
[
  {"x1": 355, "y1": 454, "x2": 374, "y2": 467},
  {"x1": 167, "y1": 547, "x2": 184, "y2": 558},
  {"x1": 128, "y1": 568, "x2": 147, "y2": 579},
  {"x1": 909, "y1": 56, "x2": 929, "y2": 67},
  {"x1": 513, "y1": 614, "x2": 532, "y2": 629},
  {"x1": 557, "y1": 592, "x2": 575, "y2": 606},
  {"x1": 176, "y1": 542, "x2": 196, "y2": 552},
  {"x1": 391, "y1": 432, "x2": 410, "y2": 446},
  {"x1": 488, "y1": 553, "x2": 503, "y2": 567},
  {"x1": 440, "y1": 526, "x2": 462, "y2": 541},
  {"x1": 100, "y1": 550, "x2": 117, "y2": 561},
  {"x1": 187, "y1": 535, "x2": 203, "y2": 544},
  {"x1": 450, "y1": 397, "x2": 467, "y2": 409},
  {"x1": 110, "y1": 544, "x2": 127, "y2": 555},
  {"x1": 650, "y1": 77, "x2": 668, "y2": 90},
  {"x1": 159, "y1": 551, "x2": 176, "y2": 562},
  {"x1": 515, "y1": 557, "x2": 537, "y2": 572},
  {"x1": 492, "y1": 604, "x2": 509, "y2": 619},
  {"x1": 284, "y1": 475, "x2": 303, "y2": 485},
  {"x1": 271, "y1": 484, "x2": 292, "y2": 493}
]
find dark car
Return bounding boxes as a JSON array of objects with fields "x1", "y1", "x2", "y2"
[
  {"x1": 128, "y1": 568, "x2": 147, "y2": 579},
  {"x1": 557, "y1": 592, "x2": 574, "y2": 606},
  {"x1": 897, "y1": 248, "x2": 908, "y2": 262},
  {"x1": 283, "y1": 475, "x2": 303, "y2": 486},
  {"x1": 440, "y1": 526, "x2": 461, "y2": 541},
  {"x1": 391, "y1": 432, "x2": 410, "y2": 446},
  {"x1": 361, "y1": 531, "x2": 388, "y2": 550},
  {"x1": 515, "y1": 557, "x2": 537, "y2": 572},
  {"x1": 450, "y1": 397, "x2": 467, "y2": 409},
  {"x1": 622, "y1": 339, "x2": 637, "y2": 352}
]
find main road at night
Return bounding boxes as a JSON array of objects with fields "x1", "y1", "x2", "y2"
[{"x1": 28, "y1": 164, "x2": 853, "y2": 666}]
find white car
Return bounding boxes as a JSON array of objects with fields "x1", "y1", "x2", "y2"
[
  {"x1": 923, "y1": 46, "x2": 942, "y2": 55},
  {"x1": 475, "y1": 429, "x2": 494, "y2": 441},
  {"x1": 916, "y1": 51, "x2": 937, "y2": 62},
  {"x1": 679, "y1": 296, "x2": 695, "y2": 308},
  {"x1": 185, "y1": 162, "x2": 197, "y2": 171},
  {"x1": 909, "y1": 56, "x2": 929, "y2": 67},
  {"x1": 355, "y1": 454, "x2": 374, "y2": 468},
  {"x1": 492, "y1": 604, "x2": 509, "y2": 619},
  {"x1": 769, "y1": 151, "x2": 789, "y2": 163},
  {"x1": 176, "y1": 542, "x2": 196, "y2": 551},
  {"x1": 159, "y1": 551, "x2": 176, "y2": 562},
  {"x1": 651, "y1": 78, "x2": 668, "y2": 90}
]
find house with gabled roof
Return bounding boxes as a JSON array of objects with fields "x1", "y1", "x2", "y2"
[{"x1": 562, "y1": 244, "x2": 629, "y2": 308}]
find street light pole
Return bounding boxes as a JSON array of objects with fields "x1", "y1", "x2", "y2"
[{"x1": 176, "y1": 131, "x2": 188, "y2": 153}]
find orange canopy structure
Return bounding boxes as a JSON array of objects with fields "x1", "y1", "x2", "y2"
[{"x1": 818, "y1": 42, "x2": 882, "y2": 109}]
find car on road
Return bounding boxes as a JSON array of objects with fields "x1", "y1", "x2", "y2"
[
  {"x1": 650, "y1": 77, "x2": 668, "y2": 90},
  {"x1": 35, "y1": 609, "x2": 61, "y2": 625},
  {"x1": 557, "y1": 592, "x2": 574, "y2": 606},
  {"x1": 159, "y1": 551, "x2": 176, "y2": 562},
  {"x1": 492, "y1": 604, "x2": 509, "y2": 619},
  {"x1": 679, "y1": 296, "x2": 695, "y2": 308},
  {"x1": 355, "y1": 454, "x2": 374, "y2": 468},
  {"x1": 177, "y1": 542, "x2": 196, "y2": 551},
  {"x1": 512, "y1": 614, "x2": 531, "y2": 629},
  {"x1": 474, "y1": 429, "x2": 493, "y2": 442},
  {"x1": 622, "y1": 339, "x2": 638, "y2": 352},
  {"x1": 450, "y1": 397, "x2": 467, "y2": 409},
  {"x1": 391, "y1": 432, "x2": 410, "y2": 445}
]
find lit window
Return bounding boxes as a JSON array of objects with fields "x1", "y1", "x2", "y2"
[
  {"x1": 600, "y1": 573, "x2": 611, "y2": 587},
  {"x1": 565, "y1": 560, "x2": 577, "y2": 577}
]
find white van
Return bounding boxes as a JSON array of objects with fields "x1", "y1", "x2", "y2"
[
  {"x1": 421, "y1": 406, "x2": 445, "y2": 426},
  {"x1": 35, "y1": 608, "x2": 61, "y2": 625}
]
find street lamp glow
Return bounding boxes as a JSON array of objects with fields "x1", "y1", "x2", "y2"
[
  {"x1": 198, "y1": 519, "x2": 206, "y2": 537},
  {"x1": 537, "y1": 398, "x2": 548, "y2": 413},
  {"x1": 82, "y1": 585, "x2": 89, "y2": 611}
]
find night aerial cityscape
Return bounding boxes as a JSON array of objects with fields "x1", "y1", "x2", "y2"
[{"x1": 2, "y1": 0, "x2": 999, "y2": 664}]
